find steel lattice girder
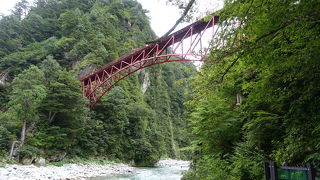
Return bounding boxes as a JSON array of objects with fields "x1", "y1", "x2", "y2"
[{"x1": 80, "y1": 16, "x2": 219, "y2": 108}]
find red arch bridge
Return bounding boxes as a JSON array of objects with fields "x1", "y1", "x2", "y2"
[{"x1": 80, "y1": 16, "x2": 219, "y2": 109}]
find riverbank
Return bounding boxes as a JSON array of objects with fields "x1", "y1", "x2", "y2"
[
  {"x1": 0, "y1": 159, "x2": 190, "y2": 180},
  {"x1": 0, "y1": 163, "x2": 136, "y2": 180}
]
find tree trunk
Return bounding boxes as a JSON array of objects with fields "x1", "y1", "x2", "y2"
[
  {"x1": 20, "y1": 119, "x2": 27, "y2": 147},
  {"x1": 147, "y1": 0, "x2": 196, "y2": 44},
  {"x1": 48, "y1": 111, "x2": 56, "y2": 123}
]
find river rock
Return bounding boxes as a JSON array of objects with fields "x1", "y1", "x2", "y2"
[
  {"x1": 21, "y1": 158, "x2": 33, "y2": 165},
  {"x1": 35, "y1": 157, "x2": 46, "y2": 166},
  {"x1": 48, "y1": 151, "x2": 66, "y2": 162},
  {"x1": 0, "y1": 163, "x2": 137, "y2": 179},
  {"x1": 156, "y1": 159, "x2": 190, "y2": 167}
]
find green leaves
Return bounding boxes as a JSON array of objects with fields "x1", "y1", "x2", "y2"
[
  {"x1": 0, "y1": 0, "x2": 194, "y2": 164},
  {"x1": 8, "y1": 65, "x2": 47, "y2": 123},
  {"x1": 59, "y1": 9, "x2": 82, "y2": 36},
  {"x1": 0, "y1": 126, "x2": 12, "y2": 155},
  {"x1": 185, "y1": 0, "x2": 320, "y2": 179}
]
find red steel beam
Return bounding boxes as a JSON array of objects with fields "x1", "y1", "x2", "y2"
[
  {"x1": 80, "y1": 16, "x2": 219, "y2": 107},
  {"x1": 80, "y1": 16, "x2": 218, "y2": 84}
]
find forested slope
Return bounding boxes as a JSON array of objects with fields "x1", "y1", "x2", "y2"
[
  {"x1": 183, "y1": 0, "x2": 320, "y2": 179},
  {"x1": 0, "y1": 0, "x2": 194, "y2": 166}
]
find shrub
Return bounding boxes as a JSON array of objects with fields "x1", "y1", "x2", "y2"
[
  {"x1": 0, "y1": 126, "x2": 11, "y2": 156},
  {"x1": 17, "y1": 145, "x2": 41, "y2": 159}
]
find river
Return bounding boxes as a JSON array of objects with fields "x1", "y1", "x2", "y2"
[
  {"x1": 92, "y1": 160, "x2": 189, "y2": 180},
  {"x1": 0, "y1": 159, "x2": 189, "y2": 179}
]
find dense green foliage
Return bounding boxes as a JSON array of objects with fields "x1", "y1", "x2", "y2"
[
  {"x1": 0, "y1": 0, "x2": 194, "y2": 166},
  {"x1": 183, "y1": 0, "x2": 320, "y2": 179},
  {"x1": 2, "y1": 0, "x2": 317, "y2": 176}
]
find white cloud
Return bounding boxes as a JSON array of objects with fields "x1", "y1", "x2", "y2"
[
  {"x1": 137, "y1": 0, "x2": 223, "y2": 37},
  {"x1": 0, "y1": 0, "x2": 36, "y2": 16},
  {"x1": 0, "y1": 0, "x2": 222, "y2": 36},
  {"x1": 0, "y1": 0, "x2": 223, "y2": 69},
  {"x1": 0, "y1": 0, "x2": 21, "y2": 15},
  {"x1": 137, "y1": 0, "x2": 182, "y2": 37}
]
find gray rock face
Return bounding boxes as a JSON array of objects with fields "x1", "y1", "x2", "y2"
[
  {"x1": 140, "y1": 69, "x2": 150, "y2": 94},
  {"x1": 0, "y1": 69, "x2": 9, "y2": 84},
  {"x1": 78, "y1": 64, "x2": 98, "y2": 78}
]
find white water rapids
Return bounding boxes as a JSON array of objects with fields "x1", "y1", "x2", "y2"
[
  {"x1": 0, "y1": 159, "x2": 189, "y2": 180},
  {"x1": 92, "y1": 159, "x2": 190, "y2": 180}
]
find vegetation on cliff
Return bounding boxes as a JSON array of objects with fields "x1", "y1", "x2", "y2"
[
  {"x1": 1, "y1": 0, "x2": 318, "y2": 177},
  {"x1": 0, "y1": 0, "x2": 194, "y2": 166}
]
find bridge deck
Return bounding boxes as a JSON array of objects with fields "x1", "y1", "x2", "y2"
[{"x1": 80, "y1": 16, "x2": 219, "y2": 85}]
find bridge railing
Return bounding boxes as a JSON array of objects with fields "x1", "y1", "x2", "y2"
[{"x1": 80, "y1": 16, "x2": 219, "y2": 108}]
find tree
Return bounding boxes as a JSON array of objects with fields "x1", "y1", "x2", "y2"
[
  {"x1": 5, "y1": 66, "x2": 46, "y2": 147},
  {"x1": 39, "y1": 56, "x2": 63, "y2": 122},
  {"x1": 30, "y1": 58, "x2": 89, "y2": 155},
  {"x1": 184, "y1": 0, "x2": 320, "y2": 179},
  {"x1": 12, "y1": 0, "x2": 29, "y2": 20},
  {"x1": 0, "y1": 125, "x2": 12, "y2": 156},
  {"x1": 0, "y1": 0, "x2": 195, "y2": 164}
]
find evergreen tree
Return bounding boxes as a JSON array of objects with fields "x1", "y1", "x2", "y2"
[
  {"x1": 184, "y1": 0, "x2": 320, "y2": 179},
  {"x1": 4, "y1": 66, "x2": 46, "y2": 147},
  {"x1": 0, "y1": 0, "x2": 194, "y2": 165}
]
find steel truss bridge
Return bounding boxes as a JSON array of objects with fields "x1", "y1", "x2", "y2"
[{"x1": 80, "y1": 16, "x2": 219, "y2": 109}]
